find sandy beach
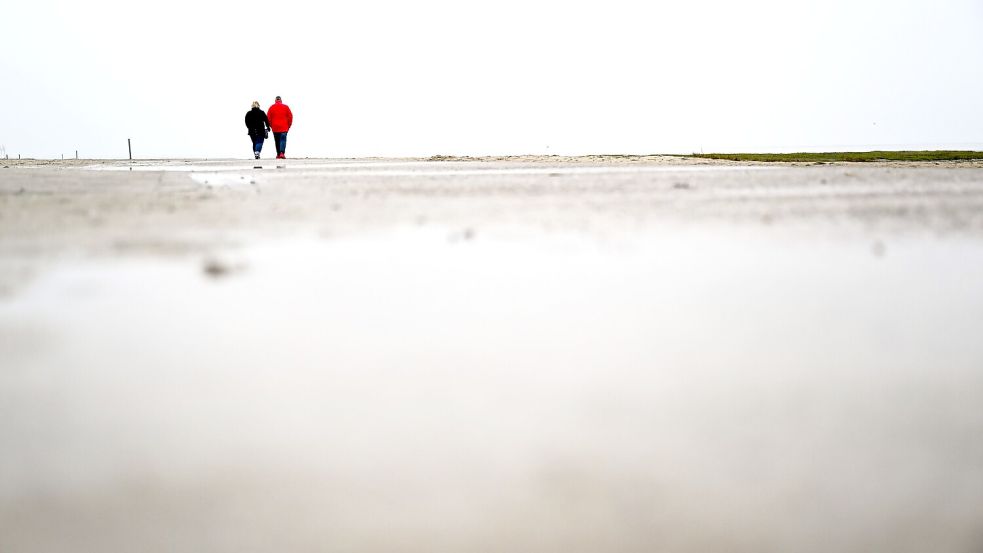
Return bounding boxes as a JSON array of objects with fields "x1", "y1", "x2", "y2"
[{"x1": 1, "y1": 157, "x2": 982, "y2": 552}]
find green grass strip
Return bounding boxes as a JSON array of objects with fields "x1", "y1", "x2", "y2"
[{"x1": 690, "y1": 151, "x2": 983, "y2": 162}]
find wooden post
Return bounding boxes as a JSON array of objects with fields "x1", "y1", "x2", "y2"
[
  {"x1": 75, "y1": 150, "x2": 78, "y2": 160},
  {"x1": 128, "y1": 139, "x2": 132, "y2": 160}
]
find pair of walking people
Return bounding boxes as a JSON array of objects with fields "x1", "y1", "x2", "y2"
[{"x1": 245, "y1": 96, "x2": 293, "y2": 159}]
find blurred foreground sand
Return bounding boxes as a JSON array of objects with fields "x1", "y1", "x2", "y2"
[{"x1": 1, "y1": 158, "x2": 982, "y2": 552}]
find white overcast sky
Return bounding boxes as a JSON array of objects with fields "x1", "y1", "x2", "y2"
[{"x1": 1, "y1": 0, "x2": 981, "y2": 159}]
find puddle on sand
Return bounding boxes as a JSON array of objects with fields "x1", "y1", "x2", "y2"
[{"x1": 1, "y1": 228, "x2": 982, "y2": 552}]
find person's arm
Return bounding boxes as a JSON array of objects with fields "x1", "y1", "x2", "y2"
[
  {"x1": 263, "y1": 112, "x2": 271, "y2": 131},
  {"x1": 245, "y1": 112, "x2": 251, "y2": 130},
  {"x1": 287, "y1": 108, "x2": 293, "y2": 130}
]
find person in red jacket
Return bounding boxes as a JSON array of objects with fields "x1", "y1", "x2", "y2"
[{"x1": 267, "y1": 96, "x2": 293, "y2": 159}]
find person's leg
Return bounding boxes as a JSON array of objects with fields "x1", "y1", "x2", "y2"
[
  {"x1": 253, "y1": 137, "x2": 264, "y2": 159},
  {"x1": 273, "y1": 133, "x2": 283, "y2": 156},
  {"x1": 278, "y1": 132, "x2": 288, "y2": 157}
]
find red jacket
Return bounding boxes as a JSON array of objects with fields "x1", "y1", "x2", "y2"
[{"x1": 267, "y1": 99, "x2": 293, "y2": 133}]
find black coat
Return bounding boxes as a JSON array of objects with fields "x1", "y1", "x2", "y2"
[{"x1": 245, "y1": 108, "x2": 270, "y2": 138}]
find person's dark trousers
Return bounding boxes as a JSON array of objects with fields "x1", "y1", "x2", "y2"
[
  {"x1": 251, "y1": 136, "x2": 264, "y2": 156},
  {"x1": 274, "y1": 132, "x2": 288, "y2": 156}
]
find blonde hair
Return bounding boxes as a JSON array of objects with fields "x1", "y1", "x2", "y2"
[{"x1": 251, "y1": 101, "x2": 260, "y2": 108}]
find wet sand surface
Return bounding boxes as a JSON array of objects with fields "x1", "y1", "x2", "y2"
[{"x1": 1, "y1": 158, "x2": 982, "y2": 552}]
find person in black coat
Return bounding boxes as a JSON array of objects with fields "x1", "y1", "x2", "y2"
[{"x1": 245, "y1": 101, "x2": 271, "y2": 159}]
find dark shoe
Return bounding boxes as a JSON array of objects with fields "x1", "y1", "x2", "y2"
[{"x1": 254, "y1": 152, "x2": 260, "y2": 159}]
